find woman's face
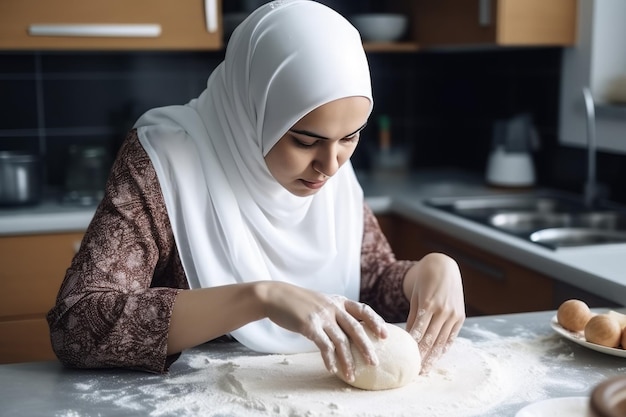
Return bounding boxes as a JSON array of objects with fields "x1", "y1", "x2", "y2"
[{"x1": 264, "y1": 96, "x2": 371, "y2": 197}]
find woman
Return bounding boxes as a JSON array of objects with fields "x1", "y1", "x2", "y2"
[{"x1": 47, "y1": 0, "x2": 465, "y2": 382}]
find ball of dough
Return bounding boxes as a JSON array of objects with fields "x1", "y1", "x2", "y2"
[
  {"x1": 621, "y1": 327, "x2": 626, "y2": 350},
  {"x1": 336, "y1": 323, "x2": 421, "y2": 390},
  {"x1": 557, "y1": 299, "x2": 593, "y2": 332},
  {"x1": 585, "y1": 314, "x2": 622, "y2": 348}
]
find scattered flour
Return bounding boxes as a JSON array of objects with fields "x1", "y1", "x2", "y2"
[{"x1": 63, "y1": 327, "x2": 614, "y2": 417}]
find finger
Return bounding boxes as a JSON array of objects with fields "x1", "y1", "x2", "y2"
[
  {"x1": 405, "y1": 305, "x2": 419, "y2": 334},
  {"x1": 418, "y1": 312, "x2": 447, "y2": 360},
  {"x1": 336, "y1": 307, "x2": 380, "y2": 366},
  {"x1": 420, "y1": 319, "x2": 455, "y2": 375},
  {"x1": 314, "y1": 333, "x2": 338, "y2": 375},
  {"x1": 408, "y1": 308, "x2": 430, "y2": 343},
  {"x1": 324, "y1": 323, "x2": 355, "y2": 382},
  {"x1": 345, "y1": 300, "x2": 387, "y2": 338},
  {"x1": 443, "y1": 320, "x2": 463, "y2": 355},
  {"x1": 302, "y1": 315, "x2": 339, "y2": 375}
]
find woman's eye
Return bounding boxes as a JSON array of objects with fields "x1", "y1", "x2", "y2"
[
  {"x1": 342, "y1": 133, "x2": 360, "y2": 144},
  {"x1": 293, "y1": 137, "x2": 317, "y2": 148}
]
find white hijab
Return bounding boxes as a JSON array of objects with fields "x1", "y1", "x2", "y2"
[{"x1": 134, "y1": 0, "x2": 373, "y2": 353}]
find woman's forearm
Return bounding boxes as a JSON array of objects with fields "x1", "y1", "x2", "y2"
[{"x1": 166, "y1": 283, "x2": 266, "y2": 354}]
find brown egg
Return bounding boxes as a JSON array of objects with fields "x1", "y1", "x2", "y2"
[
  {"x1": 557, "y1": 299, "x2": 593, "y2": 332},
  {"x1": 585, "y1": 314, "x2": 622, "y2": 348}
]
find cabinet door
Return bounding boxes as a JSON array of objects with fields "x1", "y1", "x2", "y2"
[
  {"x1": 390, "y1": 215, "x2": 555, "y2": 316},
  {"x1": 0, "y1": 0, "x2": 222, "y2": 50},
  {"x1": 0, "y1": 232, "x2": 83, "y2": 363},
  {"x1": 0, "y1": 318, "x2": 57, "y2": 363},
  {"x1": 411, "y1": 0, "x2": 577, "y2": 47}
]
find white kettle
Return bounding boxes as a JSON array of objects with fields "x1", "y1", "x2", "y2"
[{"x1": 486, "y1": 113, "x2": 540, "y2": 187}]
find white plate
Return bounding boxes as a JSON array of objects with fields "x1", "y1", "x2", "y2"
[
  {"x1": 550, "y1": 315, "x2": 626, "y2": 358},
  {"x1": 515, "y1": 396, "x2": 589, "y2": 417}
]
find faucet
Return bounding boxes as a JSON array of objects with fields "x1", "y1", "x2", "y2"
[{"x1": 582, "y1": 87, "x2": 599, "y2": 208}]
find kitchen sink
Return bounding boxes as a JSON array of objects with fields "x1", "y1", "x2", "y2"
[
  {"x1": 530, "y1": 228, "x2": 626, "y2": 247},
  {"x1": 489, "y1": 211, "x2": 626, "y2": 234},
  {"x1": 424, "y1": 192, "x2": 626, "y2": 249}
]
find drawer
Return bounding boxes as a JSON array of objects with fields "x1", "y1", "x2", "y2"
[
  {"x1": 0, "y1": 232, "x2": 82, "y2": 318},
  {"x1": 0, "y1": 317, "x2": 56, "y2": 363}
]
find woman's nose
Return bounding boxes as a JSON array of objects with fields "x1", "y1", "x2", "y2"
[{"x1": 314, "y1": 143, "x2": 340, "y2": 177}]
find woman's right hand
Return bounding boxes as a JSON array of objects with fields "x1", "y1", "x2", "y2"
[{"x1": 254, "y1": 281, "x2": 387, "y2": 382}]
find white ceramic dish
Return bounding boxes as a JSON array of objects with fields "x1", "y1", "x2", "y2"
[
  {"x1": 350, "y1": 14, "x2": 408, "y2": 42},
  {"x1": 515, "y1": 396, "x2": 589, "y2": 417},
  {"x1": 550, "y1": 315, "x2": 626, "y2": 358}
]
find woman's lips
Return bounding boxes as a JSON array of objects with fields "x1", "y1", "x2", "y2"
[{"x1": 300, "y1": 179, "x2": 327, "y2": 189}]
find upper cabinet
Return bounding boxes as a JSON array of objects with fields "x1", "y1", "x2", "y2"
[
  {"x1": 388, "y1": 0, "x2": 577, "y2": 49},
  {"x1": 0, "y1": 0, "x2": 222, "y2": 50}
]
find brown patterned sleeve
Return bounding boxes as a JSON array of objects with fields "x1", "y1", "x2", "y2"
[
  {"x1": 47, "y1": 129, "x2": 189, "y2": 373},
  {"x1": 359, "y1": 203, "x2": 414, "y2": 323}
]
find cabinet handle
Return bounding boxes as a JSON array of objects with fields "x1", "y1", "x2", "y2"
[
  {"x1": 478, "y1": 0, "x2": 492, "y2": 27},
  {"x1": 28, "y1": 24, "x2": 162, "y2": 38},
  {"x1": 204, "y1": 0, "x2": 218, "y2": 33}
]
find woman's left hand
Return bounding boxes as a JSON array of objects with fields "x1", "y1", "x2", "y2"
[{"x1": 403, "y1": 252, "x2": 465, "y2": 374}]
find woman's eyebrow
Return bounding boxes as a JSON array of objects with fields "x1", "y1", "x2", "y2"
[{"x1": 289, "y1": 122, "x2": 368, "y2": 140}]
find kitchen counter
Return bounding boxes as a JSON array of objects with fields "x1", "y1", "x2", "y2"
[
  {"x1": 1, "y1": 168, "x2": 624, "y2": 305},
  {"x1": 0, "y1": 200, "x2": 95, "y2": 235},
  {"x1": 359, "y1": 170, "x2": 626, "y2": 307},
  {"x1": 1, "y1": 310, "x2": 625, "y2": 417}
]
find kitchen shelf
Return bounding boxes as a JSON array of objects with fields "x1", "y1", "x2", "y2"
[{"x1": 362, "y1": 42, "x2": 419, "y2": 53}]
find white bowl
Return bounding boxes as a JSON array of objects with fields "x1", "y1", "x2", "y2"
[{"x1": 350, "y1": 14, "x2": 408, "y2": 42}]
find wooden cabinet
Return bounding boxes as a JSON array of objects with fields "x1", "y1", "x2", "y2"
[
  {"x1": 380, "y1": 213, "x2": 556, "y2": 316},
  {"x1": 0, "y1": 0, "x2": 222, "y2": 50},
  {"x1": 0, "y1": 232, "x2": 82, "y2": 363},
  {"x1": 388, "y1": 0, "x2": 577, "y2": 48}
]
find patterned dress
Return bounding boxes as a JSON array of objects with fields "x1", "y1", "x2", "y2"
[{"x1": 47, "y1": 130, "x2": 415, "y2": 373}]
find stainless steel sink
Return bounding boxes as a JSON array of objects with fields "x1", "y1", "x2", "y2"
[
  {"x1": 489, "y1": 211, "x2": 626, "y2": 234},
  {"x1": 489, "y1": 212, "x2": 569, "y2": 233},
  {"x1": 530, "y1": 228, "x2": 626, "y2": 248},
  {"x1": 445, "y1": 196, "x2": 574, "y2": 218},
  {"x1": 425, "y1": 192, "x2": 626, "y2": 249}
]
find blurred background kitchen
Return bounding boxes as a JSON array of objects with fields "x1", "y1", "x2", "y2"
[
  {"x1": 2, "y1": 0, "x2": 626, "y2": 364},
  {"x1": 1, "y1": 0, "x2": 625, "y2": 207}
]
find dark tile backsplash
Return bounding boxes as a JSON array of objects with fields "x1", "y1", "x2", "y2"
[{"x1": 1, "y1": 47, "x2": 625, "y2": 204}]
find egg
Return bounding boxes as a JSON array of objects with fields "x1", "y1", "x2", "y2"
[
  {"x1": 585, "y1": 314, "x2": 622, "y2": 348},
  {"x1": 557, "y1": 299, "x2": 593, "y2": 332}
]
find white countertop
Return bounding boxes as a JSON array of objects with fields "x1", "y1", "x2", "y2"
[
  {"x1": 0, "y1": 200, "x2": 95, "y2": 235},
  {"x1": 1, "y1": 168, "x2": 624, "y2": 305},
  {"x1": 2, "y1": 310, "x2": 625, "y2": 417}
]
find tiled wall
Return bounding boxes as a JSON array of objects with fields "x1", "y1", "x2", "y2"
[
  {"x1": 1, "y1": 47, "x2": 625, "y2": 203},
  {"x1": 0, "y1": 51, "x2": 223, "y2": 189}
]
